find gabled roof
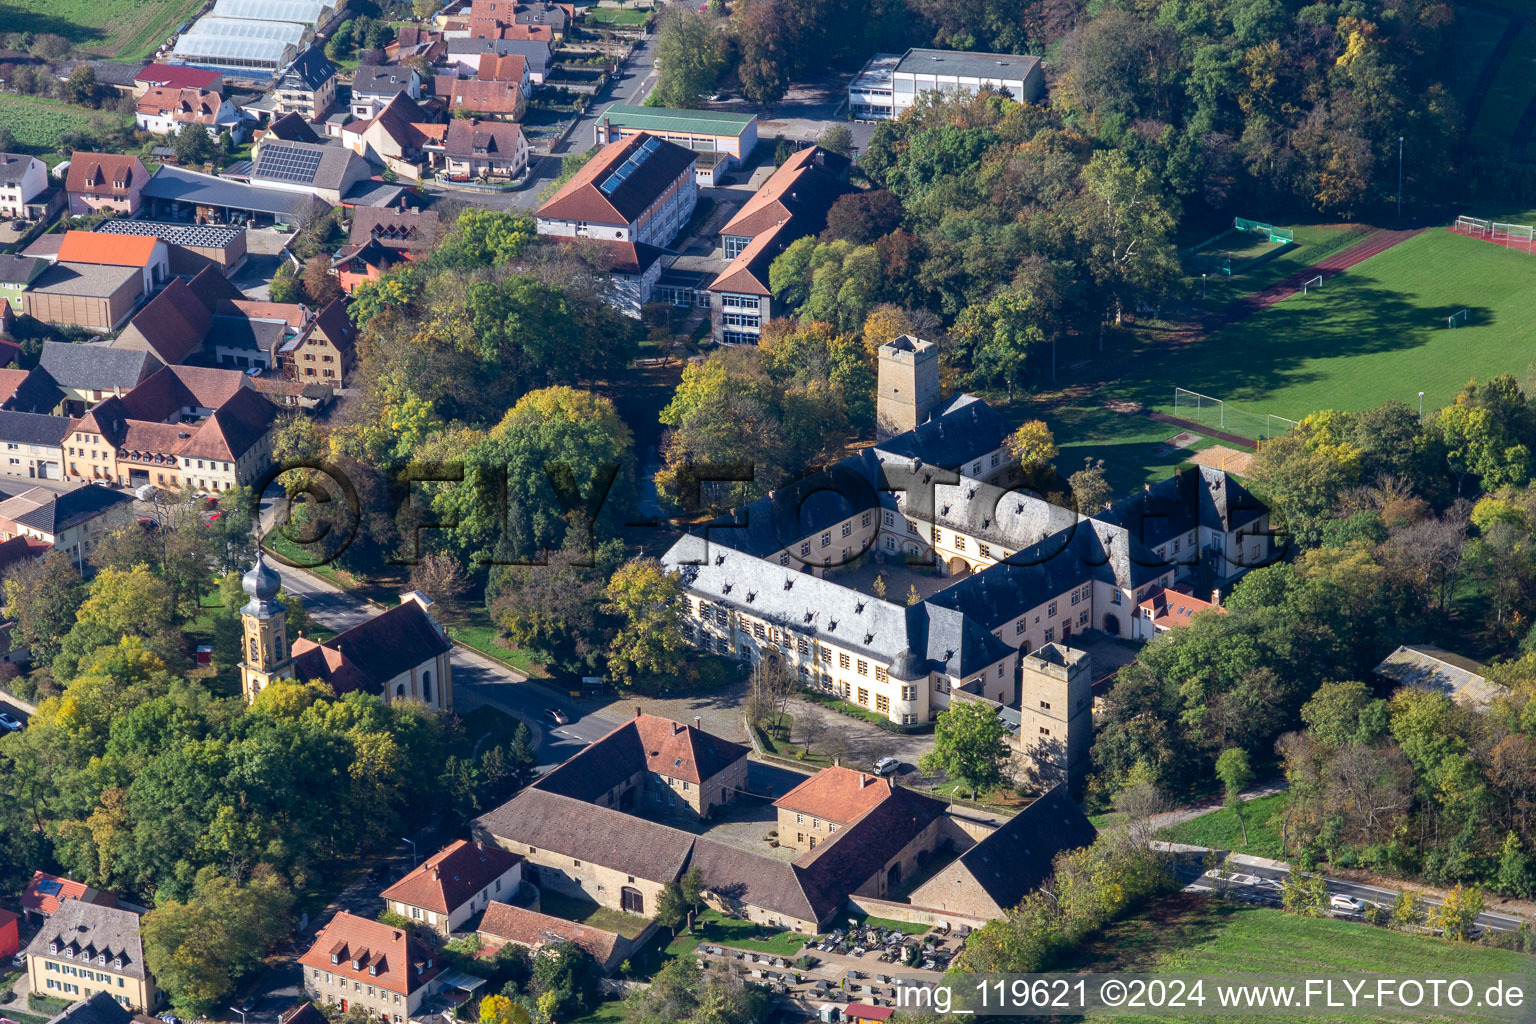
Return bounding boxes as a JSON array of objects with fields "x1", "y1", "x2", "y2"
[
  {"x1": 434, "y1": 75, "x2": 523, "y2": 115},
  {"x1": 135, "y1": 63, "x2": 222, "y2": 90},
  {"x1": 352, "y1": 65, "x2": 418, "y2": 97},
  {"x1": 717, "y1": 145, "x2": 852, "y2": 240},
  {"x1": 534, "y1": 713, "x2": 747, "y2": 796},
  {"x1": 0, "y1": 410, "x2": 70, "y2": 448},
  {"x1": 291, "y1": 597, "x2": 450, "y2": 695},
  {"x1": 380, "y1": 840, "x2": 522, "y2": 914},
  {"x1": 264, "y1": 111, "x2": 322, "y2": 144},
  {"x1": 298, "y1": 912, "x2": 440, "y2": 996},
  {"x1": 871, "y1": 392, "x2": 1008, "y2": 468},
  {"x1": 1374, "y1": 644, "x2": 1505, "y2": 707},
  {"x1": 252, "y1": 140, "x2": 367, "y2": 191},
  {"x1": 45, "y1": 991, "x2": 135, "y2": 1024},
  {"x1": 114, "y1": 276, "x2": 214, "y2": 365},
  {"x1": 278, "y1": 1003, "x2": 327, "y2": 1024},
  {"x1": 707, "y1": 218, "x2": 789, "y2": 297},
  {"x1": 478, "y1": 902, "x2": 621, "y2": 966},
  {"x1": 56, "y1": 231, "x2": 161, "y2": 269},
  {"x1": 474, "y1": 53, "x2": 526, "y2": 82},
  {"x1": 537, "y1": 132, "x2": 695, "y2": 227},
  {"x1": 0, "y1": 153, "x2": 41, "y2": 186},
  {"x1": 137, "y1": 86, "x2": 227, "y2": 124},
  {"x1": 772, "y1": 765, "x2": 894, "y2": 823},
  {"x1": 0, "y1": 253, "x2": 44, "y2": 285},
  {"x1": 303, "y1": 297, "x2": 356, "y2": 357},
  {"x1": 9, "y1": 485, "x2": 132, "y2": 537},
  {"x1": 65, "y1": 154, "x2": 147, "y2": 197},
  {"x1": 349, "y1": 207, "x2": 440, "y2": 251},
  {"x1": 41, "y1": 342, "x2": 162, "y2": 392},
  {"x1": 276, "y1": 45, "x2": 336, "y2": 91},
  {"x1": 580, "y1": 239, "x2": 669, "y2": 276},
  {"x1": 21, "y1": 871, "x2": 117, "y2": 917},
  {"x1": 943, "y1": 785, "x2": 1095, "y2": 912},
  {"x1": 0, "y1": 366, "x2": 63, "y2": 414},
  {"x1": 1138, "y1": 586, "x2": 1224, "y2": 630}
]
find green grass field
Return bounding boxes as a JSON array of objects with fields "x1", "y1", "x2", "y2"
[
  {"x1": 1035, "y1": 228, "x2": 1536, "y2": 493},
  {"x1": 538, "y1": 891, "x2": 652, "y2": 940},
  {"x1": 1058, "y1": 893, "x2": 1534, "y2": 1023},
  {"x1": 0, "y1": 94, "x2": 96, "y2": 154},
  {"x1": 0, "y1": 0, "x2": 205, "y2": 58},
  {"x1": 1157, "y1": 792, "x2": 1291, "y2": 860},
  {"x1": 664, "y1": 909, "x2": 810, "y2": 957},
  {"x1": 584, "y1": 5, "x2": 650, "y2": 24},
  {"x1": 1176, "y1": 223, "x2": 1373, "y2": 307}
]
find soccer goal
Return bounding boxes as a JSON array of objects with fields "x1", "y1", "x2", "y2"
[
  {"x1": 1267, "y1": 414, "x2": 1298, "y2": 438},
  {"x1": 1448, "y1": 308, "x2": 1470, "y2": 328},
  {"x1": 1492, "y1": 222, "x2": 1536, "y2": 251},
  {"x1": 1234, "y1": 217, "x2": 1295, "y2": 244},
  {"x1": 1174, "y1": 388, "x2": 1224, "y2": 428},
  {"x1": 1455, "y1": 215, "x2": 1491, "y2": 237},
  {"x1": 1300, "y1": 274, "x2": 1323, "y2": 295}
]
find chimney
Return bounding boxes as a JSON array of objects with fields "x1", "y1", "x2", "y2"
[
  {"x1": 861, "y1": 775, "x2": 874, "y2": 788},
  {"x1": 694, "y1": 716, "x2": 701, "y2": 729},
  {"x1": 832, "y1": 757, "x2": 840, "y2": 768},
  {"x1": 1210, "y1": 588, "x2": 1221, "y2": 607},
  {"x1": 635, "y1": 705, "x2": 642, "y2": 718},
  {"x1": 673, "y1": 722, "x2": 684, "y2": 735},
  {"x1": 431, "y1": 866, "x2": 440, "y2": 880}
]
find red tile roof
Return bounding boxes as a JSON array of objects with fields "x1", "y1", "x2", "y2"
[
  {"x1": 134, "y1": 64, "x2": 222, "y2": 90},
  {"x1": 219, "y1": 299, "x2": 310, "y2": 328},
  {"x1": 57, "y1": 231, "x2": 159, "y2": 268},
  {"x1": 136, "y1": 86, "x2": 223, "y2": 124},
  {"x1": 1138, "y1": 586, "x2": 1225, "y2": 630},
  {"x1": 380, "y1": 840, "x2": 522, "y2": 915},
  {"x1": 21, "y1": 871, "x2": 117, "y2": 917},
  {"x1": 477, "y1": 902, "x2": 621, "y2": 966},
  {"x1": 435, "y1": 75, "x2": 523, "y2": 115},
  {"x1": 717, "y1": 144, "x2": 852, "y2": 240},
  {"x1": 298, "y1": 912, "x2": 440, "y2": 996},
  {"x1": 537, "y1": 132, "x2": 696, "y2": 228},
  {"x1": 772, "y1": 765, "x2": 894, "y2": 824},
  {"x1": 846, "y1": 1003, "x2": 894, "y2": 1022},
  {"x1": 475, "y1": 54, "x2": 526, "y2": 82},
  {"x1": 64, "y1": 154, "x2": 148, "y2": 199}
]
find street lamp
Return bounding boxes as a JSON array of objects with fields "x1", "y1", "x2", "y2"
[
  {"x1": 230, "y1": 1007, "x2": 248, "y2": 1024},
  {"x1": 1202, "y1": 273, "x2": 1207, "y2": 300},
  {"x1": 1418, "y1": 391, "x2": 1425, "y2": 421},
  {"x1": 1397, "y1": 136, "x2": 1404, "y2": 219},
  {"x1": 401, "y1": 837, "x2": 418, "y2": 868}
]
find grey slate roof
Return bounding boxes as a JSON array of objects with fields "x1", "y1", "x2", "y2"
[
  {"x1": 0, "y1": 153, "x2": 39, "y2": 185},
  {"x1": 207, "y1": 314, "x2": 286, "y2": 355},
  {"x1": 351, "y1": 65, "x2": 417, "y2": 97},
  {"x1": 0, "y1": 254, "x2": 43, "y2": 283},
  {"x1": 27, "y1": 262, "x2": 141, "y2": 299},
  {"x1": 1095, "y1": 465, "x2": 1267, "y2": 547},
  {"x1": 871, "y1": 393, "x2": 1007, "y2": 470},
  {"x1": 40, "y1": 341, "x2": 163, "y2": 391},
  {"x1": 0, "y1": 410, "x2": 71, "y2": 448},
  {"x1": 251, "y1": 140, "x2": 365, "y2": 191},
  {"x1": 945, "y1": 785, "x2": 1096, "y2": 912},
  {"x1": 25, "y1": 898, "x2": 148, "y2": 980},
  {"x1": 13, "y1": 485, "x2": 133, "y2": 536},
  {"x1": 276, "y1": 45, "x2": 335, "y2": 91},
  {"x1": 446, "y1": 38, "x2": 549, "y2": 73},
  {"x1": 45, "y1": 992, "x2": 134, "y2": 1024}
]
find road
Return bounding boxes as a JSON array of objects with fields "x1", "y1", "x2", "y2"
[{"x1": 1175, "y1": 851, "x2": 1527, "y2": 936}]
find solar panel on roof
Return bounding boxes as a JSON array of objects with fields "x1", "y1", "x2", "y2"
[
  {"x1": 36, "y1": 879, "x2": 62, "y2": 896},
  {"x1": 255, "y1": 144, "x2": 324, "y2": 184}
]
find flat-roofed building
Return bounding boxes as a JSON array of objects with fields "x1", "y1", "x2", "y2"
[
  {"x1": 594, "y1": 106, "x2": 757, "y2": 179},
  {"x1": 849, "y1": 47, "x2": 1044, "y2": 121},
  {"x1": 22, "y1": 263, "x2": 144, "y2": 332}
]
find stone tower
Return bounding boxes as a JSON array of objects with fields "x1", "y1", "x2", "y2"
[
  {"x1": 1016, "y1": 643, "x2": 1093, "y2": 794},
  {"x1": 239, "y1": 554, "x2": 293, "y2": 702},
  {"x1": 876, "y1": 335, "x2": 940, "y2": 439}
]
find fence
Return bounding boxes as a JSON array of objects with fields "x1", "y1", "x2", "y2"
[
  {"x1": 1234, "y1": 216, "x2": 1295, "y2": 244},
  {"x1": 1173, "y1": 388, "x2": 1299, "y2": 443}
]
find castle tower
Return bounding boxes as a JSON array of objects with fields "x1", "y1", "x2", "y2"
[
  {"x1": 876, "y1": 335, "x2": 940, "y2": 440},
  {"x1": 239, "y1": 554, "x2": 293, "y2": 702},
  {"x1": 1016, "y1": 643, "x2": 1092, "y2": 794}
]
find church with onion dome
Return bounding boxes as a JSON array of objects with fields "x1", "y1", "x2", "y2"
[{"x1": 238, "y1": 553, "x2": 455, "y2": 710}]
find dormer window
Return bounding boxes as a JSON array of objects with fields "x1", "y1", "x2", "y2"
[
  {"x1": 331, "y1": 953, "x2": 341, "y2": 965},
  {"x1": 352, "y1": 958, "x2": 363, "y2": 970},
  {"x1": 369, "y1": 964, "x2": 380, "y2": 977},
  {"x1": 97, "y1": 954, "x2": 106, "y2": 965},
  {"x1": 49, "y1": 941, "x2": 59, "y2": 955},
  {"x1": 113, "y1": 957, "x2": 123, "y2": 970}
]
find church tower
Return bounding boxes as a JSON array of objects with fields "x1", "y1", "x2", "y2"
[
  {"x1": 876, "y1": 335, "x2": 940, "y2": 439},
  {"x1": 239, "y1": 554, "x2": 293, "y2": 702}
]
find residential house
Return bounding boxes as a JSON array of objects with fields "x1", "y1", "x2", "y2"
[
  {"x1": 299, "y1": 913, "x2": 441, "y2": 1023},
  {"x1": 380, "y1": 840, "x2": 523, "y2": 936},
  {"x1": 24, "y1": 899, "x2": 157, "y2": 1012},
  {"x1": 237, "y1": 553, "x2": 453, "y2": 707},
  {"x1": 0, "y1": 153, "x2": 48, "y2": 218},
  {"x1": 334, "y1": 208, "x2": 439, "y2": 291},
  {"x1": 21, "y1": 263, "x2": 143, "y2": 332},
  {"x1": 477, "y1": 904, "x2": 634, "y2": 975},
  {"x1": 0, "y1": 485, "x2": 135, "y2": 570},
  {"x1": 341, "y1": 94, "x2": 438, "y2": 182},
  {"x1": 56, "y1": 232, "x2": 170, "y2": 296},
  {"x1": 95, "y1": 220, "x2": 249, "y2": 278},
  {"x1": 469, "y1": 22, "x2": 552, "y2": 42},
  {"x1": 69, "y1": 364, "x2": 279, "y2": 490},
  {"x1": 258, "y1": 111, "x2": 323, "y2": 148},
  {"x1": 350, "y1": 66, "x2": 422, "y2": 120},
  {"x1": 513, "y1": 2, "x2": 570, "y2": 38},
  {"x1": 271, "y1": 45, "x2": 338, "y2": 120},
  {"x1": 436, "y1": 118, "x2": 527, "y2": 181},
  {"x1": 135, "y1": 87, "x2": 246, "y2": 142},
  {"x1": 64, "y1": 155, "x2": 149, "y2": 217},
  {"x1": 0, "y1": 254, "x2": 46, "y2": 313},
  {"x1": 444, "y1": 37, "x2": 549, "y2": 82},
  {"x1": 20, "y1": 872, "x2": 119, "y2": 926},
  {"x1": 244, "y1": 139, "x2": 372, "y2": 205},
  {"x1": 434, "y1": 55, "x2": 528, "y2": 119},
  {"x1": 39, "y1": 343, "x2": 164, "y2": 412},
  {"x1": 848, "y1": 48, "x2": 1045, "y2": 121},
  {"x1": 386, "y1": 25, "x2": 447, "y2": 63},
  {"x1": 0, "y1": 366, "x2": 65, "y2": 414},
  {"x1": 112, "y1": 266, "x2": 241, "y2": 366},
  {"x1": 772, "y1": 765, "x2": 900, "y2": 853},
  {"x1": 133, "y1": 63, "x2": 223, "y2": 98},
  {"x1": 594, "y1": 107, "x2": 758, "y2": 177},
  {"x1": 277, "y1": 296, "x2": 355, "y2": 388},
  {"x1": 536, "y1": 130, "x2": 696, "y2": 252},
  {"x1": 1134, "y1": 586, "x2": 1225, "y2": 637}
]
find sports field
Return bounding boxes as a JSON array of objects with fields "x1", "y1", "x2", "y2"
[
  {"x1": 1036, "y1": 227, "x2": 1536, "y2": 493},
  {"x1": 1058, "y1": 893, "x2": 1533, "y2": 1023},
  {"x1": 1175, "y1": 223, "x2": 1372, "y2": 307},
  {"x1": 0, "y1": 0, "x2": 206, "y2": 59}
]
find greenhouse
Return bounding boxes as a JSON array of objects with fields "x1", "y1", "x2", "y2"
[
  {"x1": 172, "y1": 16, "x2": 309, "y2": 71},
  {"x1": 209, "y1": 0, "x2": 336, "y2": 30}
]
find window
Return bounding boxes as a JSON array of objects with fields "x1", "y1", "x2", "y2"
[
  {"x1": 780, "y1": 552, "x2": 790, "y2": 565},
  {"x1": 1039, "y1": 726, "x2": 1051, "y2": 736},
  {"x1": 1015, "y1": 620, "x2": 1026, "y2": 635},
  {"x1": 1048, "y1": 601, "x2": 1058, "y2": 617},
  {"x1": 800, "y1": 542, "x2": 810, "y2": 556},
  {"x1": 1045, "y1": 627, "x2": 1054, "y2": 642},
  {"x1": 883, "y1": 511, "x2": 894, "y2": 526},
  {"x1": 876, "y1": 693, "x2": 890, "y2": 714},
  {"x1": 931, "y1": 527, "x2": 943, "y2": 543},
  {"x1": 978, "y1": 543, "x2": 991, "y2": 558},
  {"x1": 875, "y1": 666, "x2": 888, "y2": 682},
  {"x1": 819, "y1": 647, "x2": 831, "y2": 663},
  {"x1": 1071, "y1": 590, "x2": 1080, "y2": 605},
  {"x1": 721, "y1": 311, "x2": 760, "y2": 328},
  {"x1": 857, "y1": 687, "x2": 869, "y2": 705},
  {"x1": 1111, "y1": 589, "x2": 1122, "y2": 605},
  {"x1": 839, "y1": 652, "x2": 850, "y2": 669},
  {"x1": 842, "y1": 522, "x2": 852, "y2": 537},
  {"x1": 857, "y1": 659, "x2": 868, "y2": 676},
  {"x1": 1078, "y1": 610, "x2": 1089, "y2": 626},
  {"x1": 820, "y1": 531, "x2": 831, "y2": 547},
  {"x1": 907, "y1": 520, "x2": 917, "y2": 534},
  {"x1": 1039, "y1": 700, "x2": 1051, "y2": 709},
  {"x1": 972, "y1": 461, "x2": 981, "y2": 475},
  {"x1": 798, "y1": 637, "x2": 810, "y2": 655},
  {"x1": 861, "y1": 512, "x2": 871, "y2": 527},
  {"x1": 991, "y1": 452, "x2": 1000, "y2": 467},
  {"x1": 900, "y1": 685, "x2": 915, "y2": 701},
  {"x1": 954, "y1": 536, "x2": 966, "y2": 551},
  {"x1": 1173, "y1": 538, "x2": 1181, "y2": 553}
]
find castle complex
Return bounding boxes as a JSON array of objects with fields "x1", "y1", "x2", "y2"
[{"x1": 661, "y1": 337, "x2": 1275, "y2": 789}]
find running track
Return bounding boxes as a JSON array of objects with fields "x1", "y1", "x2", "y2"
[{"x1": 1212, "y1": 226, "x2": 1424, "y2": 327}]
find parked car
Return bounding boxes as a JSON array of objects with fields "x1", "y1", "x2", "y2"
[
  {"x1": 1329, "y1": 894, "x2": 1363, "y2": 913},
  {"x1": 873, "y1": 756, "x2": 900, "y2": 776},
  {"x1": 0, "y1": 713, "x2": 21, "y2": 733},
  {"x1": 545, "y1": 708, "x2": 570, "y2": 726}
]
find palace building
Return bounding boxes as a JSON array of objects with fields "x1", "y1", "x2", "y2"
[{"x1": 660, "y1": 336, "x2": 1275, "y2": 790}]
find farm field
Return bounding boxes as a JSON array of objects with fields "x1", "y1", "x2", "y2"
[
  {"x1": 1056, "y1": 893, "x2": 1534, "y2": 1023},
  {"x1": 1033, "y1": 228, "x2": 1536, "y2": 494},
  {"x1": 0, "y1": 0, "x2": 205, "y2": 59},
  {"x1": 0, "y1": 93, "x2": 96, "y2": 154}
]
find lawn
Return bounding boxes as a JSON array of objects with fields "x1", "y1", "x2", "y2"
[
  {"x1": 584, "y1": 6, "x2": 650, "y2": 24},
  {"x1": 1157, "y1": 791, "x2": 1291, "y2": 860},
  {"x1": 664, "y1": 908, "x2": 812, "y2": 957},
  {"x1": 1056, "y1": 893, "x2": 1534, "y2": 1023},
  {"x1": 0, "y1": 94, "x2": 96, "y2": 154},
  {"x1": 848, "y1": 912, "x2": 929, "y2": 936},
  {"x1": 0, "y1": 0, "x2": 206, "y2": 58},
  {"x1": 445, "y1": 620, "x2": 549, "y2": 679},
  {"x1": 754, "y1": 713, "x2": 833, "y2": 769},
  {"x1": 1178, "y1": 222, "x2": 1374, "y2": 308},
  {"x1": 1033, "y1": 228, "x2": 1536, "y2": 494},
  {"x1": 538, "y1": 891, "x2": 652, "y2": 940},
  {"x1": 564, "y1": 1000, "x2": 628, "y2": 1024},
  {"x1": 2, "y1": 1010, "x2": 50, "y2": 1024}
]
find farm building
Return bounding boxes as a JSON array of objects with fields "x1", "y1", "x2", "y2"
[{"x1": 173, "y1": 17, "x2": 309, "y2": 73}]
